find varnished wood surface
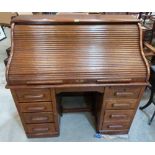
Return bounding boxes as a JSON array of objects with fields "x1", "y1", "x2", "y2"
[
  {"x1": 19, "y1": 102, "x2": 53, "y2": 113},
  {"x1": 26, "y1": 123, "x2": 58, "y2": 138},
  {"x1": 105, "y1": 99, "x2": 138, "y2": 110},
  {"x1": 14, "y1": 88, "x2": 51, "y2": 102},
  {"x1": 104, "y1": 86, "x2": 142, "y2": 99},
  {"x1": 11, "y1": 15, "x2": 139, "y2": 24},
  {"x1": 22, "y1": 112, "x2": 55, "y2": 124},
  {"x1": 7, "y1": 16, "x2": 148, "y2": 85},
  {"x1": 97, "y1": 86, "x2": 145, "y2": 134},
  {"x1": 138, "y1": 23, "x2": 150, "y2": 81},
  {"x1": 6, "y1": 82, "x2": 148, "y2": 89},
  {"x1": 11, "y1": 88, "x2": 60, "y2": 138},
  {"x1": 104, "y1": 110, "x2": 134, "y2": 122},
  {"x1": 101, "y1": 121, "x2": 130, "y2": 131},
  {"x1": 6, "y1": 15, "x2": 149, "y2": 137}
]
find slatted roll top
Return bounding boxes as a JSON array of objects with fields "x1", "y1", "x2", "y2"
[{"x1": 6, "y1": 15, "x2": 149, "y2": 86}]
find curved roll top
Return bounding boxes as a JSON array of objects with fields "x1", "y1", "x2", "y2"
[{"x1": 7, "y1": 15, "x2": 149, "y2": 86}]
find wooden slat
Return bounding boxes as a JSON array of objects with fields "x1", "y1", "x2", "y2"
[{"x1": 7, "y1": 21, "x2": 147, "y2": 85}]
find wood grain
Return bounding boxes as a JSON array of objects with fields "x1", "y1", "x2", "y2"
[
  {"x1": 11, "y1": 14, "x2": 139, "y2": 24},
  {"x1": 6, "y1": 15, "x2": 149, "y2": 137},
  {"x1": 7, "y1": 23, "x2": 147, "y2": 85}
]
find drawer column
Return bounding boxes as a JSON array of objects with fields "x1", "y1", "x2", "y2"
[
  {"x1": 97, "y1": 85, "x2": 145, "y2": 134},
  {"x1": 11, "y1": 88, "x2": 59, "y2": 138}
]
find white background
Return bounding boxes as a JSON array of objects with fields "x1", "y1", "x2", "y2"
[{"x1": 0, "y1": 0, "x2": 155, "y2": 12}]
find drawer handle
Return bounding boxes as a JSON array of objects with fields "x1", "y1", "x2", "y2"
[
  {"x1": 23, "y1": 94, "x2": 44, "y2": 99},
  {"x1": 32, "y1": 127, "x2": 49, "y2": 132},
  {"x1": 108, "y1": 125, "x2": 123, "y2": 129},
  {"x1": 115, "y1": 92, "x2": 134, "y2": 97},
  {"x1": 112, "y1": 103, "x2": 130, "y2": 108},
  {"x1": 31, "y1": 116, "x2": 49, "y2": 121},
  {"x1": 27, "y1": 106, "x2": 46, "y2": 111},
  {"x1": 110, "y1": 114, "x2": 128, "y2": 118}
]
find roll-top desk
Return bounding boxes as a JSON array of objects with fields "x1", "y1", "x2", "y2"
[{"x1": 6, "y1": 15, "x2": 150, "y2": 138}]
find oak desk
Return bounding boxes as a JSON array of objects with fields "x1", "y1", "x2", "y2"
[{"x1": 6, "y1": 15, "x2": 149, "y2": 138}]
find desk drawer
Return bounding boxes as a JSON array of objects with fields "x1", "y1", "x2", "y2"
[
  {"x1": 26, "y1": 123, "x2": 56, "y2": 135},
  {"x1": 15, "y1": 89, "x2": 51, "y2": 102},
  {"x1": 105, "y1": 99, "x2": 137, "y2": 110},
  {"x1": 105, "y1": 86, "x2": 142, "y2": 99},
  {"x1": 23, "y1": 112, "x2": 54, "y2": 123},
  {"x1": 104, "y1": 110, "x2": 134, "y2": 122},
  {"x1": 102, "y1": 121, "x2": 130, "y2": 130},
  {"x1": 19, "y1": 102, "x2": 53, "y2": 112}
]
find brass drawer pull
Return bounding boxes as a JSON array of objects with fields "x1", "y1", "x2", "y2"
[
  {"x1": 31, "y1": 116, "x2": 49, "y2": 121},
  {"x1": 108, "y1": 125, "x2": 123, "y2": 129},
  {"x1": 32, "y1": 127, "x2": 49, "y2": 132},
  {"x1": 110, "y1": 114, "x2": 128, "y2": 118},
  {"x1": 23, "y1": 94, "x2": 44, "y2": 99},
  {"x1": 112, "y1": 103, "x2": 130, "y2": 108},
  {"x1": 115, "y1": 92, "x2": 134, "y2": 97},
  {"x1": 27, "y1": 106, "x2": 46, "y2": 111}
]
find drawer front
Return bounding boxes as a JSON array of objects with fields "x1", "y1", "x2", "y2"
[
  {"x1": 104, "y1": 110, "x2": 134, "y2": 122},
  {"x1": 102, "y1": 121, "x2": 130, "y2": 130},
  {"x1": 26, "y1": 123, "x2": 56, "y2": 134},
  {"x1": 15, "y1": 89, "x2": 51, "y2": 102},
  {"x1": 23, "y1": 112, "x2": 54, "y2": 123},
  {"x1": 19, "y1": 102, "x2": 53, "y2": 112},
  {"x1": 105, "y1": 86, "x2": 142, "y2": 99},
  {"x1": 105, "y1": 99, "x2": 137, "y2": 110}
]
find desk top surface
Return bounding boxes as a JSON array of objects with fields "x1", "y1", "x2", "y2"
[{"x1": 12, "y1": 14, "x2": 139, "y2": 24}]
